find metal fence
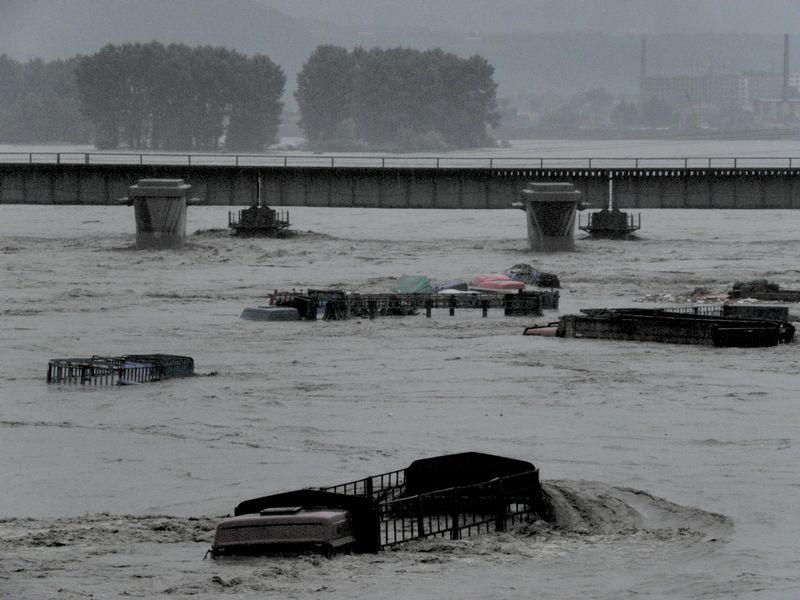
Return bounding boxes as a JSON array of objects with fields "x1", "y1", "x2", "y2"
[
  {"x1": 47, "y1": 354, "x2": 194, "y2": 385},
  {"x1": 3, "y1": 152, "x2": 800, "y2": 169},
  {"x1": 322, "y1": 468, "x2": 407, "y2": 503},
  {"x1": 376, "y1": 470, "x2": 541, "y2": 547},
  {"x1": 324, "y1": 467, "x2": 542, "y2": 548}
]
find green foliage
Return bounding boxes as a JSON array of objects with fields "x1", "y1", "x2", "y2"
[
  {"x1": 295, "y1": 45, "x2": 499, "y2": 150},
  {"x1": 75, "y1": 42, "x2": 285, "y2": 151},
  {"x1": 0, "y1": 55, "x2": 91, "y2": 144},
  {"x1": 295, "y1": 45, "x2": 355, "y2": 143}
]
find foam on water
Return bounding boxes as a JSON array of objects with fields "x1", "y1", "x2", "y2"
[{"x1": 0, "y1": 201, "x2": 798, "y2": 599}]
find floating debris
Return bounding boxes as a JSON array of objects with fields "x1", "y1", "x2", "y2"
[
  {"x1": 524, "y1": 307, "x2": 794, "y2": 347},
  {"x1": 240, "y1": 307, "x2": 300, "y2": 321},
  {"x1": 729, "y1": 279, "x2": 800, "y2": 302},
  {"x1": 470, "y1": 273, "x2": 525, "y2": 292},
  {"x1": 250, "y1": 288, "x2": 559, "y2": 321},
  {"x1": 211, "y1": 452, "x2": 546, "y2": 557},
  {"x1": 505, "y1": 263, "x2": 561, "y2": 288},
  {"x1": 47, "y1": 354, "x2": 194, "y2": 385},
  {"x1": 392, "y1": 274, "x2": 434, "y2": 294}
]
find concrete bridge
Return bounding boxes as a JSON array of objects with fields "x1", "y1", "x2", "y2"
[{"x1": 2, "y1": 152, "x2": 800, "y2": 209}]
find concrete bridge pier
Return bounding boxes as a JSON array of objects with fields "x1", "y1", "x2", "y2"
[
  {"x1": 127, "y1": 179, "x2": 192, "y2": 249},
  {"x1": 517, "y1": 182, "x2": 582, "y2": 251}
]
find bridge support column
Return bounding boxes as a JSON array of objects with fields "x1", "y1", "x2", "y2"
[
  {"x1": 517, "y1": 182, "x2": 581, "y2": 251},
  {"x1": 127, "y1": 179, "x2": 192, "y2": 249}
]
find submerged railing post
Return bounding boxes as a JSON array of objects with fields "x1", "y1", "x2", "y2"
[
  {"x1": 482, "y1": 299, "x2": 488, "y2": 317},
  {"x1": 494, "y1": 478, "x2": 507, "y2": 532},
  {"x1": 416, "y1": 496, "x2": 425, "y2": 538},
  {"x1": 450, "y1": 494, "x2": 461, "y2": 540},
  {"x1": 449, "y1": 296, "x2": 456, "y2": 316}
]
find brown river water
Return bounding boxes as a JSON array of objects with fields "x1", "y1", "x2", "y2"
[{"x1": 0, "y1": 199, "x2": 798, "y2": 598}]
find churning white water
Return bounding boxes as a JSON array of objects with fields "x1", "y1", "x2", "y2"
[{"x1": 1, "y1": 144, "x2": 799, "y2": 598}]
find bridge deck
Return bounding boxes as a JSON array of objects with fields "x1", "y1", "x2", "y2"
[{"x1": 2, "y1": 153, "x2": 800, "y2": 208}]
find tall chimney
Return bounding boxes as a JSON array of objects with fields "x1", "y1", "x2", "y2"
[
  {"x1": 783, "y1": 33, "x2": 790, "y2": 101},
  {"x1": 640, "y1": 37, "x2": 647, "y2": 102}
]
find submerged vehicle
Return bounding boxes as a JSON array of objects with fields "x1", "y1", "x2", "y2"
[
  {"x1": 212, "y1": 507, "x2": 355, "y2": 556},
  {"x1": 211, "y1": 452, "x2": 547, "y2": 557}
]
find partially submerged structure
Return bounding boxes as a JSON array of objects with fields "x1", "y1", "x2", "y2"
[
  {"x1": 124, "y1": 179, "x2": 194, "y2": 249},
  {"x1": 514, "y1": 182, "x2": 581, "y2": 251},
  {"x1": 228, "y1": 205, "x2": 291, "y2": 237},
  {"x1": 254, "y1": 288, "x2": 560, "y2": 321},
  {"x1": 524, "y1": 306, "x2": 795, "y2": 347},
  {"x1": 577, "y1": 175, "x2": 641, "y2": 239},
  {"x1": 47, "y1": 354, "x2": 194, "y2": 385},
  {"x1": 729, "y1": 280, "x2": 800, "y2": 302},
  {"x1": 578, "y1": 208, "x2": 641, "y2": 238},
  {"x1": 211, "y1": 452, "x2": 547, "y2": 556}
]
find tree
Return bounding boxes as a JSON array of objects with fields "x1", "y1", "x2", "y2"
[
  {"x1": 227, "y1": 54, "x2": 285, "y2": 151},
  {"x1": 296, "y1": 45, "x2": 499, "y2": 149},
  {"x1": 295, "y1": 45, "x2": 354, "y2": 143},
  {"x1": 76, "y1": 43, "x2": 285, "y2": 151}
]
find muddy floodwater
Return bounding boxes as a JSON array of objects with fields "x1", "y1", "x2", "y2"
[{"x1": 1, "y1": 205, "x2": 798, "y2": 599}]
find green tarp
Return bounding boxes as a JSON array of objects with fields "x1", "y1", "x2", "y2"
[{"x1": 393, "y1": 275, "x2": 434, "y2": 294}]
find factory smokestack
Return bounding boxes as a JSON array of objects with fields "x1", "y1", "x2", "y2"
[
  {"x1": 640, "y1": 37, "x2": 647, "y2": 103},
  {"x1": 783, "y1": 33, "x2": 790, "y2": 102}
]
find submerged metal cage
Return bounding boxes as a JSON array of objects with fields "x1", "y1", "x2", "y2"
[
  {"x1": 231, "y1": 453, "x2": 546, "y2": 553},
  {"x1": 272, "y1": 289, "x2": 559, "y2": 320},
  {"x1": 375, "y1": 469, "x2": 542, "y2": 547},
  {"x1": 318, "y1": 453, "x2": 545, "y2": 549},
  {"x1": 47, "y1": 354, "x2": 194, "y2": 385}
]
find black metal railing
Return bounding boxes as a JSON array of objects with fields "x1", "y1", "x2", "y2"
[
  {"x1": 47, "y1": 354, "x2": 194, "y2": 385},
  {"x1": 376, "y1": 470, "x2": 541, "y2": 547},
  {"x1": 3, "y1": 152, "x2": 800, "y2": 169}
]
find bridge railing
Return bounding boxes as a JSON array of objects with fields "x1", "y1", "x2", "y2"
[{"x1": 1, "y1": 152, "x2": 799, "y2": 169}]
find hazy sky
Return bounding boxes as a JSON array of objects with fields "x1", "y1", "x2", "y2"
[
  {"x1": 264, "y1": 0, "x2": 800, "y2": 34},
  {"x1": 2, "y1": 0, "x2": 799, "y2": 99}
]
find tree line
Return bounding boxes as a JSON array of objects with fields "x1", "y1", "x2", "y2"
[
  {"x1": 75, "y1": 42, "x2": 285, "y2": 151},
  {"x1": 0, "y1": 55, "x2": 91, "y2": 144},
  {"x1": 0, "y1": 43, "x2": 501, "y2": 151},
  {"x1": 296, "y1": 45, "x2": 499, "y2": 150}
]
